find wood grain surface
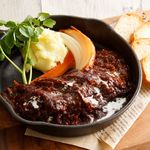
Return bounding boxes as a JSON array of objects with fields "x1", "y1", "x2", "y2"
[
  {"x1": 0, "y1": 104, "x2": 149, "y2": 150},
  {"x1": 0, "y1": 0, "x2": 150, "y2": 150},
  {"x1": 0, "y1": 105, "x2": 19, "y2": 129}
]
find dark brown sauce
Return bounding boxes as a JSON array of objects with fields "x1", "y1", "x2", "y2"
[{"x1": 2, "y1": 49, "x2": 132, "y2": 125}]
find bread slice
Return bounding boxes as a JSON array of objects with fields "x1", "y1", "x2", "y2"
[
  {"x1": 133, "y1": 21, "x2": 150, "y2": 40},
  {"x1": 114, "y1": 13, "x2": 144, "y2": 43},
  {"x1": 131, "y1": 38, "x2": 150, "y2": 60},
  {"x1": 141, "y1": 55, "x2": 150, "y2": 87}
]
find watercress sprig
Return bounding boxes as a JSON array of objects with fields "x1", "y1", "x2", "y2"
[{"x1": 0, "y1": 12, "x2": 56, "y2": 84}]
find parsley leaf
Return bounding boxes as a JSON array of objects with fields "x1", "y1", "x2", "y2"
[
  {"x1": 0, "y1": 20, "x2": 6, "y2": 26},
  {"x1": 38, "y1": 12, "x2": 50, "y2": 21},
  {"x1": 43, "y1": 18, "x2": 56, "y2": 28},
  {"x1": 5, "y1": 21, "x2": 17, "y2": 28},
  {"x1": 0, "y1": 12, "x2": 56, "y2": 84},
  {"x1": 19, "y1": 25, "x2": 34, "y2": 38}
]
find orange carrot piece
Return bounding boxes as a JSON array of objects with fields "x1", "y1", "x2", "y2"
[{"x1": 32, "y1": 51, "x2": 75, "y2": 82}]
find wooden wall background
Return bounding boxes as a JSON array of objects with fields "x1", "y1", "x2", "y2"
[{"x1": 0, "y1": 0, "x2": 150, "y2": 21}]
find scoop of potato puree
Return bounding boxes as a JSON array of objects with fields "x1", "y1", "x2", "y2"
[{"x1": 29, "y1": 28, "x2": 68, "y2": 72}]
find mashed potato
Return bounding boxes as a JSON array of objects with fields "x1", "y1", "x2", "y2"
[{"x1": 29, "y1": 29, "x2": 68, "y2": 72}]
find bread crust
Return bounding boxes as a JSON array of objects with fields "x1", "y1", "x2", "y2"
[
  {"x1": 131, "y1": 38, "x2": 150, "y2": 60},
  {"x1": 115, "y1": 13, "x2": 144, "y2": 43},
  {"x1": 116, "y1": 12, "x2": 150, "y2": 88},
  {"x1": 141, "y1": 55, "x2": 150, "y2": 87},
  {"x1": 133, "y1": 21, "x2": 150, "y2": 41}
]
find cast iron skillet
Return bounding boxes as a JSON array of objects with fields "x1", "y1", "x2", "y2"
[{"x1": 0, "y1": 15, "x2": 142, "y2": 137}]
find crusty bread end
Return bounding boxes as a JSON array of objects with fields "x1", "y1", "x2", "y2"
[
  {"x1": 131, "y1": 38, "x2": 150, "y2": 60},
  {"x1": 114, "y1": 13, "x2": 144, "y2": 43},
  {"x1": 133, "y1": 21, "x2": 150, "y2": 41},
  {"x1": 141, "y1": 55, "x2": 150, "y2": 87}
]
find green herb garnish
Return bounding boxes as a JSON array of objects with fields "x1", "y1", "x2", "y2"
[{"x1": 0, "y1": 12, "x2": 56, "y2": 84}]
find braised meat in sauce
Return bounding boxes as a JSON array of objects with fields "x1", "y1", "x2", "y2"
[{"x1": 1, "y1": 49, "x2": 132, "y2": 125}]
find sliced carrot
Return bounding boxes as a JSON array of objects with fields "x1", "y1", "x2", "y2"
[{"x1": 32, "y1": 51, "x2": 75, "y2": 82}]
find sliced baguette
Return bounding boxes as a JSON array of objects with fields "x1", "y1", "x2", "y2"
[
  {"x1": 114, "y1": 13, "x2": 144, "y2": 43},
  {"x1": 131, "y1": 38, "x2": 150, "y2": 60},
  {"x1": 133, "y1": 21, "x2": 150, "y2": 40},
  {"x1": 141, "y1": 55, "x2": 150, "y2": 87}
]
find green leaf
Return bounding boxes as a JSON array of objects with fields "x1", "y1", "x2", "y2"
[
  {"x1": 31, "y1": 36, "x2": 38, "y2": 42},
  {"x1": 43, "y1": 18, "x2": 56, "y2": 28},
  {"x1": 35, "y1": 27, "x2": 43, "y2": 36},
  {"x1": 23, "y1": 15, "x2": 33, "y2": 26},
  {"x1": 27, "y1": 57, "x2": 34, "y2": 65},
  {"x1": 1, "y1": 30, "x2": 15, "y2": 54},
  {"x1": 38, "y1": 12, "x2": 50, "y2": 21},
  {"x1": 14, "y1": 40, "x2": 24, "y2": 48},
  {"x1": 26, "y1": 26, "x2": 34, "y2": 37},
  {"x1": 0, "y1": 41, "x2": 10, "y2": 55},
  {"x1": 0, "y1": 20, "x2": 6, "y2": 26},
  {"x1": 4, "y1": 30, "x2": 15, "y2": 48},
  {"x1": 31, "y1": 27, "x2": 43, "y2": 42},
  {"x1": 19, "y1": 26, "x2": 29, "y2": 38},
  {"x1": 5, "y1": 21, "x2": 17, "y2": 28},
  {"x1": 16, "y1": 33, "x2": 26, "y2": 42},
  {"x1": 1, "y1": 44, "x2": 12, "y2": 55},
  {"x1": 15, "y1": 27, "x2": 26, "y2": 42},
  {"x1": 33, "y1": 18, "x2": 40, "y2": 26},
  {"x1": 19, "y1": 25, "x2": 34, "y2": 38}
]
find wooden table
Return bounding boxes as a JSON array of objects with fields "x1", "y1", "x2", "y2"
[
  {"x1": 0, "y1": 0, "x2": 150, "y2": 149},
  {"x1": 0, "y1": 103, "x2": 149, "y2": 150}
]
